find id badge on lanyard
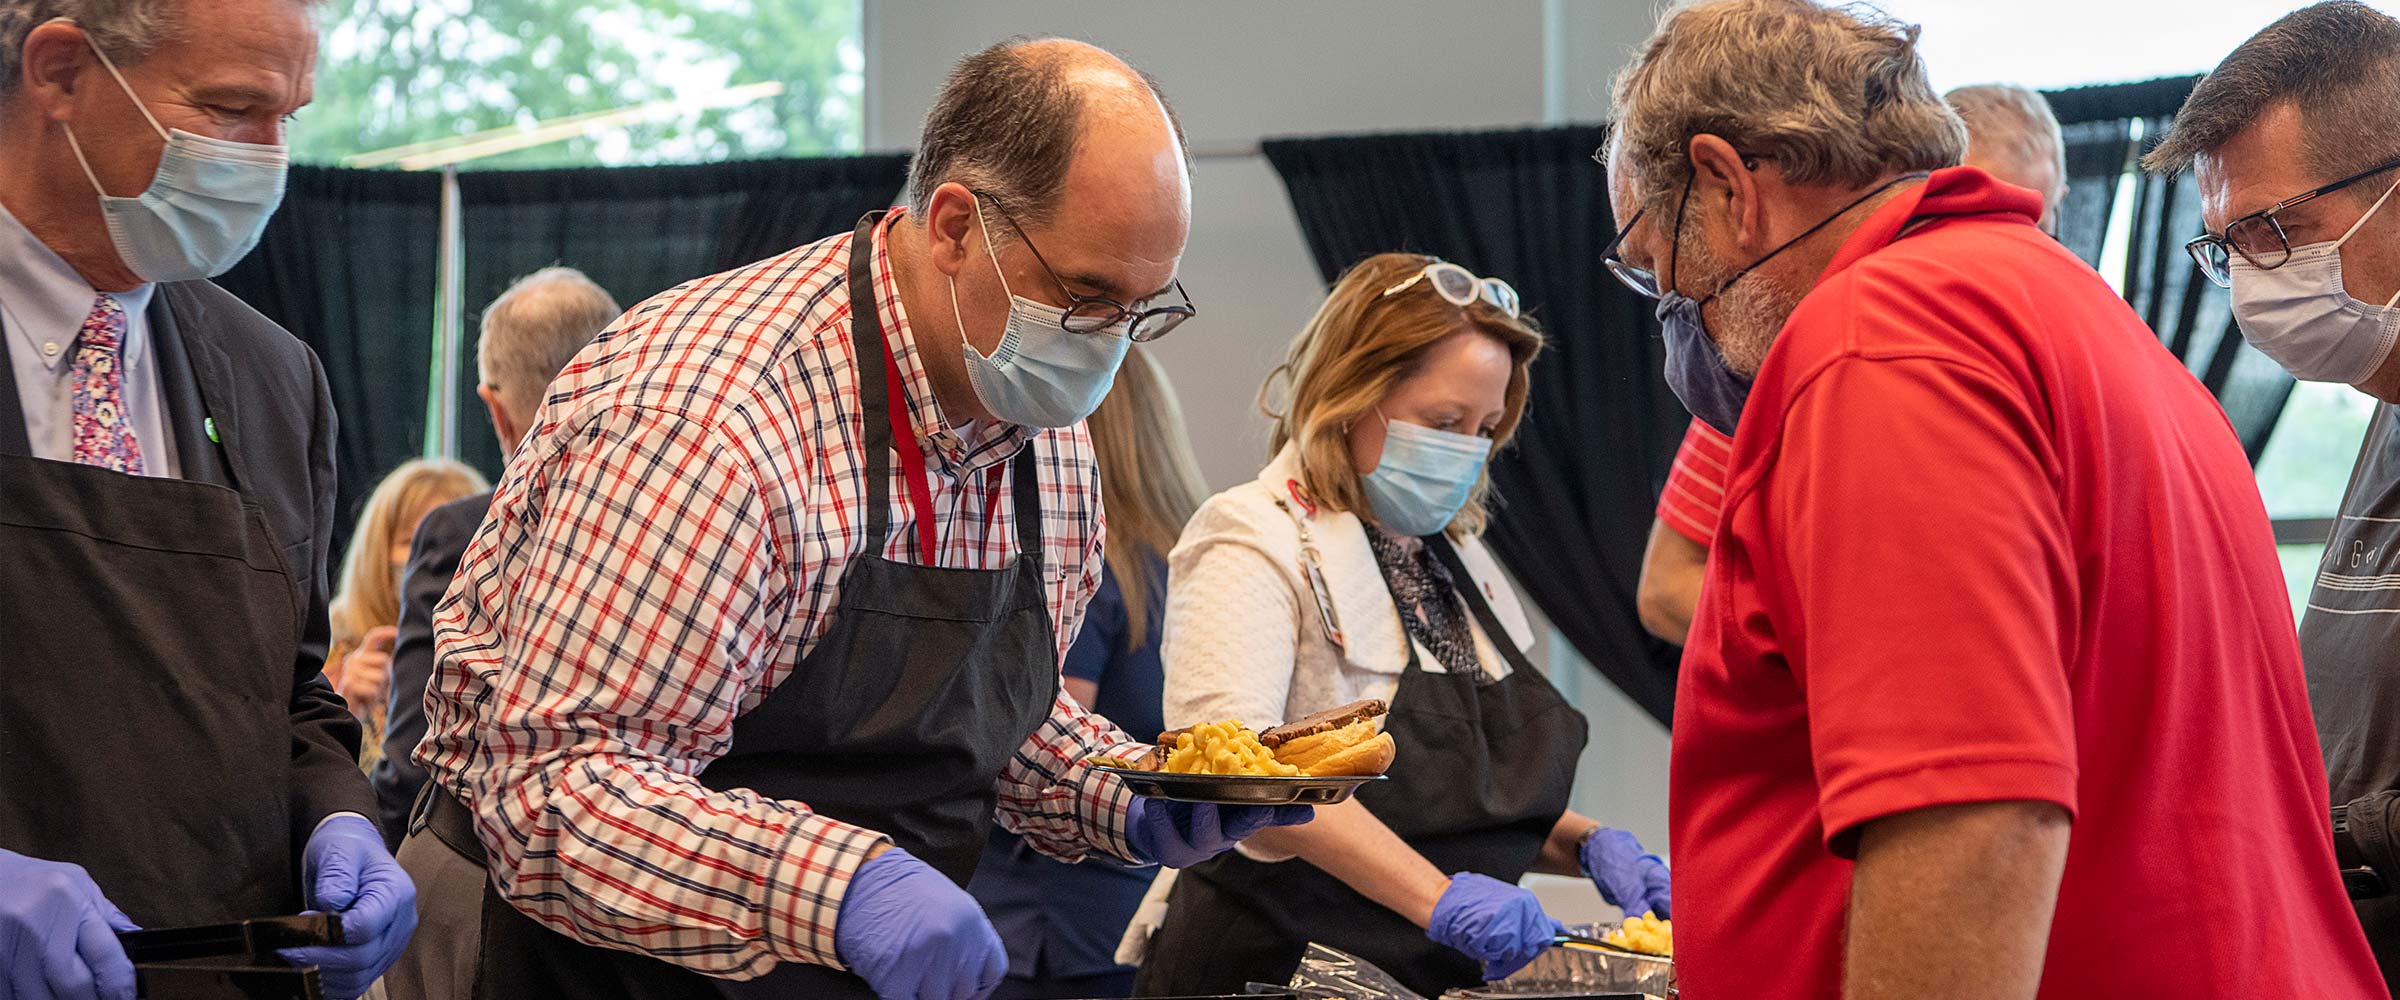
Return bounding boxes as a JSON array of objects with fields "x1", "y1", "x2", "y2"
[{"x1": 1275, "y1": 479, "x2": 1345, "y2": 650}]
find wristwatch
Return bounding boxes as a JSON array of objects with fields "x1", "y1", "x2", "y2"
[
  {"x1": 2333, "y1": 804, "x2": 2390, "y2": 899},
  {"x1": 1574, "y1": 824, "x2": 1605, "y2": 878}
]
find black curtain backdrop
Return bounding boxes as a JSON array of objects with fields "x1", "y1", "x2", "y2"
[
  {"x1": 2049, "y1": 75, "x2": 2292, "y2": 459},
  {"x1": 450, "y1": 155, "x2": 910, "y2": 477},
  {"x1": 2054, "y1": 117, "x2": 2133, "y2": 266},
  {"x1": 216, "y1": 166, "x2": 444, "y2": 555},
  {"x1": 2122, "y1": 125, "x2": 2296, "y2": 460},
  {"x1": 1261, "y1": 75, "x2": 2285, "y2": 724},
  {"x1": 1264, "y1": 127, "x2": 1690, "y2": 723},
  {"x1": 214, "y1": 156, "x2": 907, "y2": 549}
]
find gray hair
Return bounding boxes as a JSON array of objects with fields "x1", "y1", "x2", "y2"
[
  {"x1": 905, "y1": 36, "x2": 1186, "y2": 229},
  {"x1": 2143, "y1": 1, "x2": 2400, "y2": 183},
  {"x1": 478, "y1": 267, "x2": 620, "y2": 425},
  {"x1": 0, "y1": 0, "x2": 178, "y2": 97},
  {"x1": 1946, "y1": 84, "x2": 2065, "y2": 198},
  {"x1": 1610, "y1": 0, "x2": 1964, "y2": 207}
]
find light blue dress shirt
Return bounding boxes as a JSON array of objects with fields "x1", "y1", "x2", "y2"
[{"x1": 0, "y1": 198, "x2": 178, "y2": 478}]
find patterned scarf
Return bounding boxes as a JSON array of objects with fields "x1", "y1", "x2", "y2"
[{"x1": 1365, "y1": 527, "x2": 1482, "y2": 677}]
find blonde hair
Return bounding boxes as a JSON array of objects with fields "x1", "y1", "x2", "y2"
[
  {"x1": 1263, "y1": 253, "x2": 1543, "y2": 538},
  {"x1": 1610, "y1": 0, "x2": 1964, "y2": 209},
  {"x1": 1087, "y1": 344, "x2": 1206, "y2": 648},
  {"x1": 328, "y1": 458, "x2": 487, "y2": 648}
]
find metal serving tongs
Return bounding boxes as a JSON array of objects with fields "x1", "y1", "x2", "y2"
[{"x1": 1554, "y1": 930, "x2": 1670, "y2": 959}]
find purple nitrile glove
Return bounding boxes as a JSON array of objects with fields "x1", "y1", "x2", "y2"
[
  {"x1": 1124, "y1": 798, "x2": 1315, "y2": 868},
  {"x1": 1579, "y1": 827, "x2": 1672, "y2": 919},
  {"x1": 1427, "y1": 872, "x2": 1563, "y2": 982},
  {"x1": 834, "y1": 848, "x2": 1006, "y2": 1000},
  {"x1": 276, "y1": 814, "x2": 417, "y2": 1000},
  {"x1": 0, "y1": 848, "x2": 138, "y2": 1000}
]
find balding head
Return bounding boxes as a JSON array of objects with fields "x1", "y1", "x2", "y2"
[
  {"x1": 907, "y1": 36, "x2": 1188, "y2": 229},
  {"x1": 1946, "y1": 84, "x2": 2066, "y2": 232},
  {"x1": 896, "y1": 37, "x2": 1193, "y2": 428}
]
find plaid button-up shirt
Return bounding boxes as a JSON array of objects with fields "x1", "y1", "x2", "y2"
[{"x1": 421, "y1": 211, "x2": 1144, "y2": 979}]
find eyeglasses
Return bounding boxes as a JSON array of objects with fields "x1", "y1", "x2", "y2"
[
  {"x1": 2185, "y1": 154, "x2": 2400, "y2": 288},
  {"x1": 1379, "y1": 260, "x2": 1521, "y2": 317},
  {"x1": 1601, "y1": 207, "x2": 1656, "y2": 299},
  {"x1": 1595, "y1": 149, "x2": 1772, "y2": 300},
  {"x1": 974, "y1": 190, "x2": 1195, "y2": 342}
]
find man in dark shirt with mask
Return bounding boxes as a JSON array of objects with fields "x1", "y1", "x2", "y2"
[{"x1": 2148, "y1": 2, "x2": 2400, "y2": 989}]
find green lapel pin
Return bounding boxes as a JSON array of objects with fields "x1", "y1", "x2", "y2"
[{"x1": 205, "y1": 416, "x2": 219, "y2": 443}]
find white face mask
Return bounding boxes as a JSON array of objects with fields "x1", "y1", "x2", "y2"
[
  {"x1": 945, "y1": 199, "x2": 1131, "y2": 428},
  {"x1": 53, "y1": 18, "x2": 290, "y2": 283},
  {"x1": 2229, "y1": 174, "x2": 2400, "y2": 386}
]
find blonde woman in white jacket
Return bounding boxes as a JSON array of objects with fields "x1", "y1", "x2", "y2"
[{"x1": 1131, "y1": 254, "x2": 1670, "y2": 998}]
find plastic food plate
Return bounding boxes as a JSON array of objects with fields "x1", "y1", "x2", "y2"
[{"x1": 1093, "y1": 765, "x2": 1387, "y2": 805}]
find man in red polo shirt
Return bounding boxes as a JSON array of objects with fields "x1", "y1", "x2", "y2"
[
  {"x1": 1634, "y1": 82, "x2": 2075, "y2": 648},
  {"x1": 1604, "y1": 1, "x2": 2385, "y2": 996}
]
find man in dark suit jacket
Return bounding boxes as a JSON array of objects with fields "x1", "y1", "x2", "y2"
[
  {"x1": 372, "y1": 267, "x2": 619, "y2": 996},
  {"x1": 373, "y1": 268, "x2": 620, "y2": 839},
  {"x1": 0, "y1": 6, "x2": 414, "y2": 999}
]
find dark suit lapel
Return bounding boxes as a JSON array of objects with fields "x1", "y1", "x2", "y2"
[{"x1": 152, "y1": 284, "x2": 241, "y2": 490}]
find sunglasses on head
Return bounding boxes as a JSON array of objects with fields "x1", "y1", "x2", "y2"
[{"x1": 1380, "y1": 261, "x2": 1521, "y2": 317}]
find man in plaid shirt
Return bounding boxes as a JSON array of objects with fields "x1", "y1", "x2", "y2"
[{"x1": 389, "y1": 38, "x2": 1311, "y2": 1000}]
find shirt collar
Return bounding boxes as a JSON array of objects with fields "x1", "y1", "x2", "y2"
[
  {"x1": 870, "y1": 208, "x2": 1032, "y2": 477},
  {"x1": 0, "y1": 198, "x2": 154, "y2": 375},
  {"x1": 1816, "y1": 166, "x2": 2043, "y2": 284}
]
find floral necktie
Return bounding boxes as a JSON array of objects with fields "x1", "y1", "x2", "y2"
[{"x1": 70, "y1": 294, "x2": 144, "y2": 475}]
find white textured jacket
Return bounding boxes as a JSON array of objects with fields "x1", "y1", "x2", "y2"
[
  {"x1": 1118, "y1": 444, "x2": 1541, "y2": 965},
  {"x1": 1161, "y1": 441, "x2": 1536, "y2": 733}
]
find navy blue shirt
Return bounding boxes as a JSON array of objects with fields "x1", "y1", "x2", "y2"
[
  {"x1": 1060, "y1": 557, "x2": 1167, "y2": 739},
  {"x1": 969, "y1": 556, "x2": 1166, "y2": 979}
]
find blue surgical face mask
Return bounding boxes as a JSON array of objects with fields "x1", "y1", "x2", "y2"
[
  {"x1": 1660, "y1": 293, "x2": 1751, "y2": 436},
  {"x1": 2229, "y1": 175, "x2": 2400, "y2": 385},
  {"x1": 1360, "y1": 412, "x2": 1493, "y2": 537},
  {"x1": 947, "y1": 200, "x2": 1131, "y2": 428},
  {"x1": 56, "y1": 20, "x2": 288, "y2": 283}
]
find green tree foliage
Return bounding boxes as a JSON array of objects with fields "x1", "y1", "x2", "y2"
[{"x1": 292, "y1": 0, "x2": 861, "y2": 168}]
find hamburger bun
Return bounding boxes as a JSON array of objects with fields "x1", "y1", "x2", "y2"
[
  {"x1": 1279, "y1": 727, "x2": 1396, "y2": 776},
  {"x1": 1265, "y1": 701, "x2": 1397, "y2": 776},
  {"x1": 1311, "y1": 731, "x2": 1397, "y2": 776}
]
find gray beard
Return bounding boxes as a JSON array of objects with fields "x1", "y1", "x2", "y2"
[{"x1": 1681, "y1": 236, "x2": 1806, "y2": 378}]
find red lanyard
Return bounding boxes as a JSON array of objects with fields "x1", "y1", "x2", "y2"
[{"x1": 881, "y1": 340, "x2": 940, "y2": 558}]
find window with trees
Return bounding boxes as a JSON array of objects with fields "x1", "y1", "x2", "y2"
[{"x1": 293, "y1": 0, "x2": 862, "y2": 169}]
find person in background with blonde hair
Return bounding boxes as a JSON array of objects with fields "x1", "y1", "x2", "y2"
[
  {"x1": 322, "y1": 456, "x2": 486, "y2": 772},
  {"x1": 967, "y1": 345, "x2": 1205, "y2": 1000},
  {"x1": 1133, "y1": 253, "x2": 1669, "y2": 998}
]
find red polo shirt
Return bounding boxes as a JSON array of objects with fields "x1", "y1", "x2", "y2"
[
  {"x1": 1670, "y1": 167, "x2": 2383, "y2": 998},
  {"x1": 1657, "y1": 419, "x2": 1733, "y2": 547}
]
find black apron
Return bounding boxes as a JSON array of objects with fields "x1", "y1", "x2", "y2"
[
  {"x1": 443, "y1": 212, "x2": 1061, "y2": 999},
  {"x1": 0, "y1": 310, "x2": 303, "y2": 927},
  {"x1": 1134, "y1": 537, "x2": 1590, "y2": 998}
]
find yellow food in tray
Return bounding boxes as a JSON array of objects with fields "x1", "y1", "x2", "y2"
[
  {"x1": 1163, "y1": 721, "x2": 1300, "y2": 776},
  {"x1": 1602, "y1": 912, "x2": 1671, "y2": 956},
  {"x1": 1156, "y1": 699, "x2": 1396, "y2": 777}
]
